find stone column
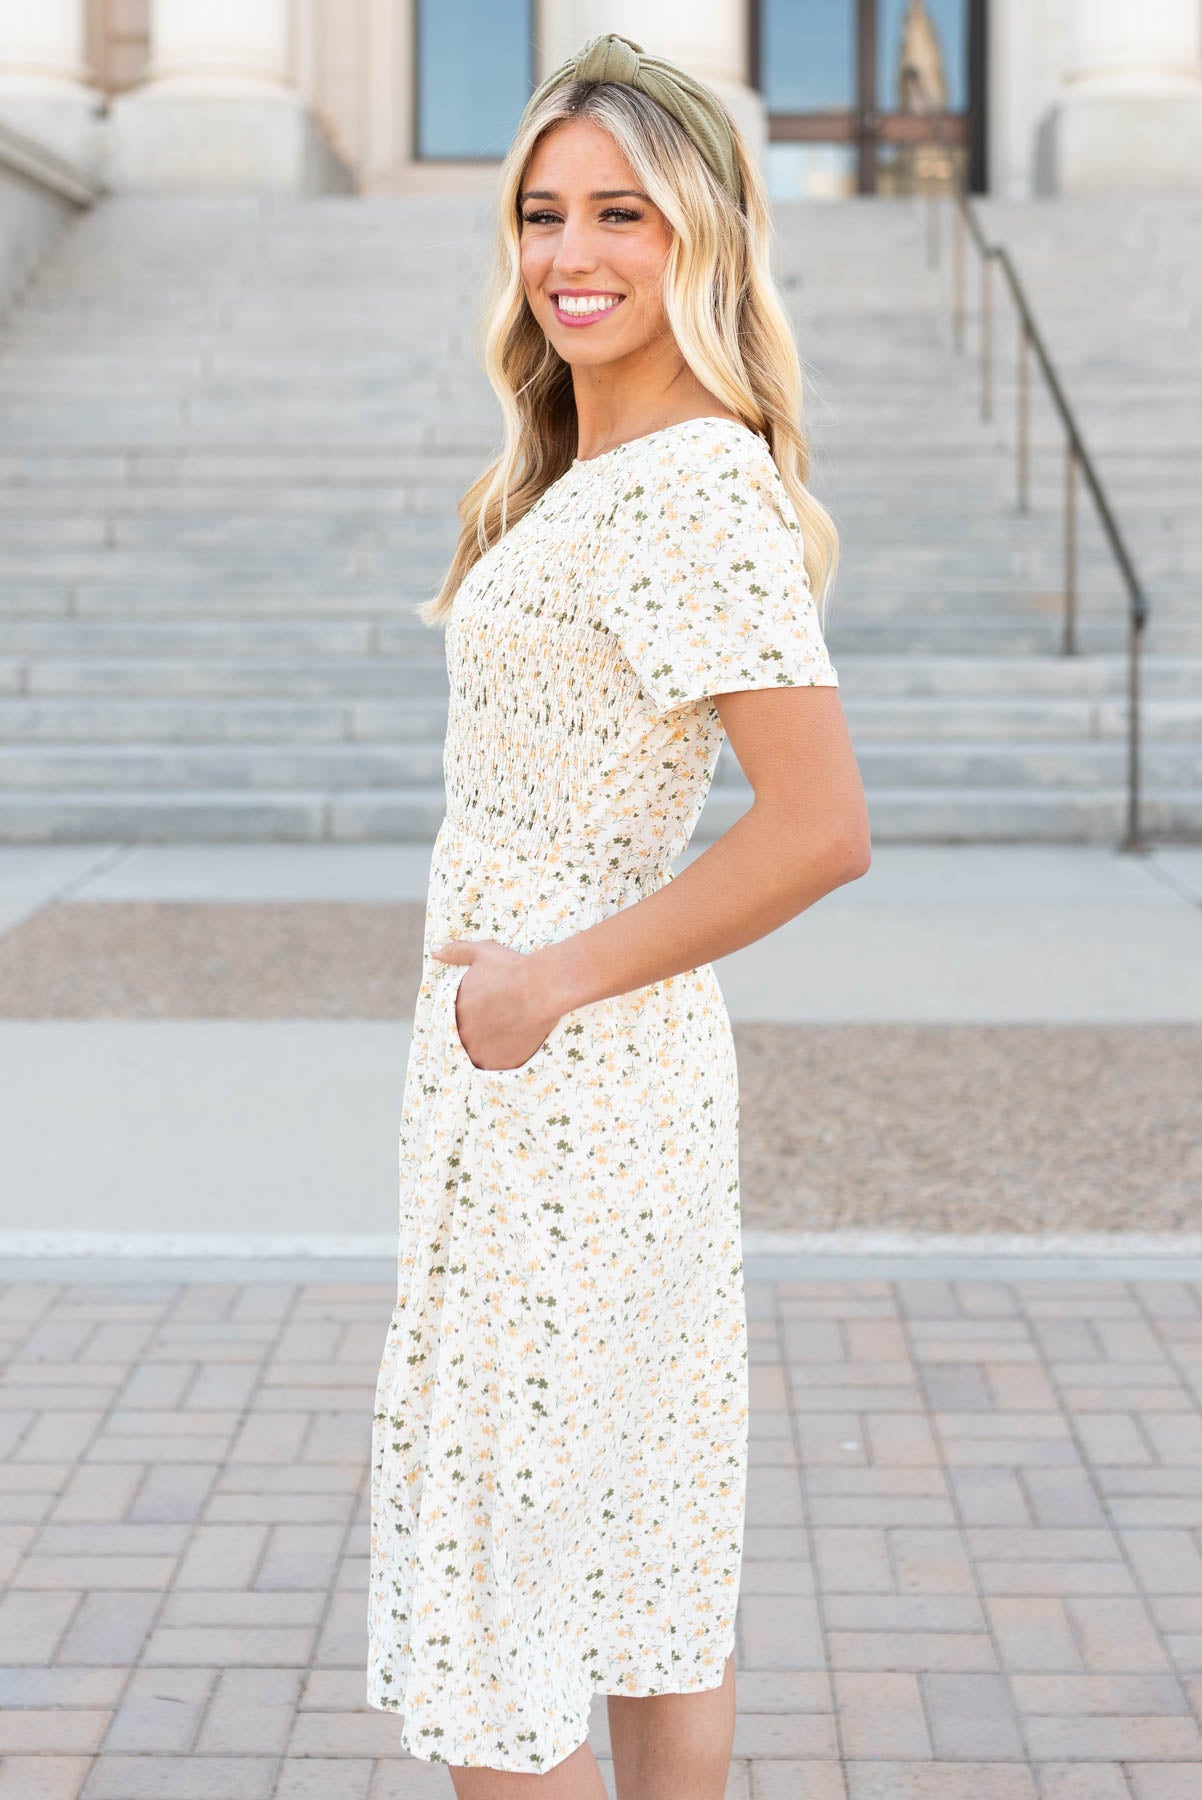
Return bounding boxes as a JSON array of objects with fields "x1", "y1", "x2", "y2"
[
  {"x1": 0, "y1": 0, "x2": 103, "y2": 167},
  {"x1": 108, "y1": 0, "x2": 352, "y2": 192},
  {"x1": 1053, "y1": 0, "x2": 1202, "y2": 191}
]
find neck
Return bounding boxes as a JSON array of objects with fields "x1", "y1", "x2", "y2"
[{"x1": 570, "y1": 348, "x2": 719, "y2": 462}]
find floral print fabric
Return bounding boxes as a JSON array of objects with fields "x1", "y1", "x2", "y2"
[{"x1": 367, "y1": 416, "x2": 839, "y2": 1773}]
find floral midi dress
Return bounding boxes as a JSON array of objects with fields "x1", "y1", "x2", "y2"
[{"x1": 367, "y1": 414, "x2": 840, "y2": 1773}]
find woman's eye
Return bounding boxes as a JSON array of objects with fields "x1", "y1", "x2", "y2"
[{"x1": 520, "y1": 208, "x2": 642, "y2": 226}]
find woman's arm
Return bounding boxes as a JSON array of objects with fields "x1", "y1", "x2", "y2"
[{"x1": 522, "y1": 681, "x2": 869, "y2": 1019}]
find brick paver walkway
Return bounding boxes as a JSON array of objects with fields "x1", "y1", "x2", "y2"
[{"x1": 4, "y1": 1264, "x2": 1202, "y2": 1797}]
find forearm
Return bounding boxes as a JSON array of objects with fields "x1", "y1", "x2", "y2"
[{"x1": 528, "y1": 799, "x2": 866, "y2": 1017}]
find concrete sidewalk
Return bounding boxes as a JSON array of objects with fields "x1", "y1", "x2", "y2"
[
  {"x1": 0, "y1": 842, "x2": 1198, "y2": 1252},
  {"x1": 4, "y1": 1257, "x2": 1202, "y2": 1797},
  {"x1": 3, "y1": 839, "x2": 1202, "y2": 1021}
]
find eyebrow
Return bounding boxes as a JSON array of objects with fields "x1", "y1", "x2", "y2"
[{"x1": 519, "y1": 189, "x2": 651, "y2": 204}]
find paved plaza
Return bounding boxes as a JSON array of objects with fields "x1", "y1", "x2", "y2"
[
  {"x1": 1, "y1": 842, "x2": 1201, "y2": 1249},
  {"x1": 1, "y1": 839, "x2": 1200, "y2": 1790},
  {"x1": 5, "y1": 1254, "x2": 1202, "y2": 1796}
]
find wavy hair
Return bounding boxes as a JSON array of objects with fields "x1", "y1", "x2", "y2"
[{"x1": 417, "y1": 77, "x2": 839, "y2": 628}]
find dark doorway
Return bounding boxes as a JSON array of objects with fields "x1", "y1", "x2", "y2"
[{"x1": 752, "y1": 0, "x2": 988, "y2": 199}]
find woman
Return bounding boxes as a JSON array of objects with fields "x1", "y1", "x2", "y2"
[{"x1": 367, "y1": 31, "x2": 870, "y2": 1798}]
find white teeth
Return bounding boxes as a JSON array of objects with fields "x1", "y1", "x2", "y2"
[{"x1": 556, "y1": 294, "x2": 622, "y2": 316}]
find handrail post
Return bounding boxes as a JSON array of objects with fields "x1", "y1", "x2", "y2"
[
  {"x1": 1017, "y1": 319, "x2": 1030, "y2": 513},
  {"x1": 1063, "y1": 443, "x2": 1078, "y2": 656},
  {"x1": 1122, "y1": 611, "x2": 1144, "y2": 852},
  {"x1": 980, "y1": 250, "x2": 993, "y2": 423},
  {"x1": 952, "y1": 200, "x2": 965, "y2": 351}
]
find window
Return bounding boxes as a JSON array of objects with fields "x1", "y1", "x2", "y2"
[
  {"x1": 756, "y1": 0, "x2": 986, "y2": 199},
  {"x1": 415, "y1": 0, "x2": 534, "y2": 161}
]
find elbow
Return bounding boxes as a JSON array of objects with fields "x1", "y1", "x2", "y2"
[
  {"x1": 819, "y1": 820, "x2": 872, "y2": 889},
  {"x1": 756, "y1": 797, "x2": 872, "y2": 892}
]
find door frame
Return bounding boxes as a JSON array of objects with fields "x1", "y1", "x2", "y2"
[{"x1": 750, "y1": 0, "x2": 989, "y2": 195}]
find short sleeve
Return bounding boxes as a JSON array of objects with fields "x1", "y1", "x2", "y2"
[{"x1": 600, "y1": 426, "x2": 839, "y2": 717}]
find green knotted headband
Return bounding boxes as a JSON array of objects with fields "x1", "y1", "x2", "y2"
[{"x1": 518, "y1": 31, "x2": 743, "y2": 207}]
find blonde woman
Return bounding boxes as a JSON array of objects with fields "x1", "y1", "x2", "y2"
[{"x1": 368, "y1": 32, "x2": 870, "y2": 1799}]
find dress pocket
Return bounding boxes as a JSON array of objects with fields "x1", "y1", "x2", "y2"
[{"x1": 443, "y1": 958, "x2": 562, "y2": 1082}]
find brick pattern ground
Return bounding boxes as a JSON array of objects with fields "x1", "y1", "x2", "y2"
[{"x1": 3, "y1": 1272, "x2": 1202, "y2": 1795}]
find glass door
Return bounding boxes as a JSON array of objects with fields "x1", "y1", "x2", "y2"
[{"x1": 754, "y1": 0, "x2": 986, "y2": 201}]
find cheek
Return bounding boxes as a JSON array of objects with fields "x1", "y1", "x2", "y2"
[
  {"x1": 520, "y1": 239, "x2": 550, "y2": 288},
  {"x1": 621, "y1": 244, "x2": 671, "y2": 317},
  {"x1": 625, "y1": 276, "x2": 668, "y2": 331}
]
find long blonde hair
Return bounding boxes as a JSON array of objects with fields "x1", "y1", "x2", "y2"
[{"x1": 418, "y1": 77, "x2": 839, "y2": 628}]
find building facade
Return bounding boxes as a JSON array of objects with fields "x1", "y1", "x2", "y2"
[{"x1": 0, "y1": 0, "x2": 1200, "y2": 198}]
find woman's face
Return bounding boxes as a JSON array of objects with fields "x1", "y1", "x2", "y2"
[{"x1": 518, "y1": 117, "x2": 674, "y2": 368}]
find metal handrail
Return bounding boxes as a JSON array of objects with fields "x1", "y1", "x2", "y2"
[
  {"x1": 0, "y1": 116, "x2": 104, "y2": 206},
  {"x1": 907, "y1": 78, "x2": 1150, "y2": 853}
]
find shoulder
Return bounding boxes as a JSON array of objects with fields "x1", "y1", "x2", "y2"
[
  {"x1": 624, "y1": 415, "x2": 777, "y2": 496},
  {"x1": 613, "y1": 417, "x2": 800, "y2": 554},
  {"x1": 599, "y1": 416, "x2": 837, "y2": 712}
]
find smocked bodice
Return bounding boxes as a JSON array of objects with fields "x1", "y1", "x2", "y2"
[{"x1": 442, "y1": 415, "x2": 838, "y2": 880}]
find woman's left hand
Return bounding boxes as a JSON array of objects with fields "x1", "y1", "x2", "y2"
[{"x1": 432, "y1": 938, "x2": 563, "y2": 1072}]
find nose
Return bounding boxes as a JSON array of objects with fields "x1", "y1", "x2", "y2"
[{"x1": 551, "y1": 216, "x2": 600, "y2": 279}]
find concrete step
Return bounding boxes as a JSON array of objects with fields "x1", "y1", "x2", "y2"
[
  {"x1": 701, "y1": 786, "x2": 1199, "y2": 844},
  {"x1": 0, "y1": 744, "x2": 449, "y2": 790},
  {"x1": 11, "y1": 488, "x2": 1186, "y2": 531},
  {"x1": 20, "y1": 658, "x2": 448, "y2": 698},
  {"x1": 0, "y1": 190, "x2": 1192, "y2": 843},
  {"x1": 3, "y1": 629, "x2": 1184, "y2": 667},
  {"x1": 0, "y1": 587, "x2": 1168, "y2": 631},
  {"x1": 0, "y1": 577, "x2": 1129, "y2": 615},
  {"x1": 0, "y1": 784, "x2": 1193, "y2": 846},
  {"x1": 0, "y1": 695, "x2": 1196, "y2": 746},
  {"x1": 2, "y1": 739, "x2": 1195, "y2": 793},
  {"x1": 9, "y1": 652, "x2": 1198, "y2": 700}
]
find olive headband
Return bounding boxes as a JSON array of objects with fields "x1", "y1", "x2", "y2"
[{"x1": 517, "y1": 31, "x2": 743, "y2": 207}]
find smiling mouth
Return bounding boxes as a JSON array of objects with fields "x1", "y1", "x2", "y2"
[{"x1": 551, "y1": 293, "x2": 625, "y2": 320}]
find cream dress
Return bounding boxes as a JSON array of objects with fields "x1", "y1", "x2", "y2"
[{"x1": 367, "y1": 414, "x2": 839, "y2": 1773}]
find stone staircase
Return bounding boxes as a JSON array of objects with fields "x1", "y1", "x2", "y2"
[
  {"x1": 0, "y1": 191, "x2": 1197, "y2": 843},
  {"x1": 775, "y1": 196, "x2": 1202, "y2": 844}
]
